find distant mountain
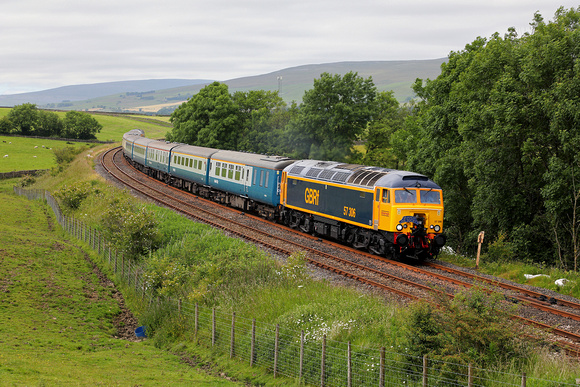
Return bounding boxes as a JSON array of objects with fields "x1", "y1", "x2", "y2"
[
  {"x1": 0, "y1": 59, "x2": 446, "y2": 114},
  {"x1": 0, "y1": 79, "x2": 212, "y2": 106}
]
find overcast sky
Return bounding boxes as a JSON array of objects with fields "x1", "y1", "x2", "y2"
[{"x1": 0, "y1": 0, "x2": 577, "y2": 95}]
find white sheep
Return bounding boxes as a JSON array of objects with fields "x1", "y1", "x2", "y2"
[
  {"x1": 34, "y1": 146, "x2": 38, "y2": 148},
  {"x1": 3, "y1": 155, "x2": 8, "y2": 158}
]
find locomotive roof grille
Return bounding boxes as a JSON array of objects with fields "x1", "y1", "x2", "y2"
[
  {"x1": 305, "y1": 168, "x2": 323, "y2": 178},
  {"x1": 289, "y1": 165, "x2": 305, "y2": 175},
  {"x1": 333, "y1": 172, "x2": 351, "y2": 182},
  {"x1": 319, "y1": 170, "x2": 336, "y2": 180}
]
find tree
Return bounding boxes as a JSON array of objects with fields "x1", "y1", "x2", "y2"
[
  {"x1": 288, "y1": 72, "x2": 377, "y2": 161},
  {"x1": 168, "y1": 82, "x2": 241, "y2": 150},
  {"x1": 0, "y1": 116, "x2": 12, "y2": 134},
  {"x1": 232, "y1": 90, "x2": 292, "y2": 154},
  {"x1": 362, "y1": 91, "x2": 408, "y2": 168},
  {"x1": 62, "y1": 111, "x2": 102, "y2": 139},
  {"x1": 399, "y1": 7, "x2": 580, "y2": 267},
  {"x1": 7, "y1": 103, "x2": 39, "y2": 135},
  {"x1": 37, "y1": 110, "x2": 63, "y2": 137}
]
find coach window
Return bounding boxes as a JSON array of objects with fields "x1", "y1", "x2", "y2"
[
  {"x1": 382, "y1": 189, "x2": 390, "y2": 203},
  {"x1": 215, "y1": 162, "x2": 221, "y2": 176},
  {"x1": 259, "y1": 170, "x2": 264, "y2": 187},
  {"x1": 265, "y1": 171, "x2": 270, "y2": 188},
  {"x1": 235, "y1": 166, "x2": 241, "y2": 181},
  {"x1": 222, "y1": 164, "x2": 228, "y2": 178},
  {"x1": 253, "y1": 170, "x2": 258, "y2": 185}
]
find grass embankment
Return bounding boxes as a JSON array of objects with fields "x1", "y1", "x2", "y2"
[
  {"x1": 0, "y1": 178, "x2": 239, "y2": 385},
  {"x1": 21, "y1": 143, "x2": 579, "y2": 384}
]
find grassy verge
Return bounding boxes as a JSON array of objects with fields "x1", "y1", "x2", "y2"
[
  {"x1": 439, "y1": 251, "x2": 580, "y2": 301},
  {"x1": 0, "y1": 178, "x2": 240, "y2": 385}
]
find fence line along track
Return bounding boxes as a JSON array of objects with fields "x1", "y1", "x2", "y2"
[
  {"x1": 100, "y1": 147, "x2": 580, "y2": 354},
  {"x1": 13, "y1": 184, "x2": 579, "y2": 385}
]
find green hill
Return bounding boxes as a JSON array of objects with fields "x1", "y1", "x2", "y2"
[{"x1": 1, "y1": 60, "x2": 445, "y2": 114}]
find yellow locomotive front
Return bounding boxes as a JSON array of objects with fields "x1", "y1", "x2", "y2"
[{"x1": 374, "y1": 181, "x2": 446, "y2": 260}]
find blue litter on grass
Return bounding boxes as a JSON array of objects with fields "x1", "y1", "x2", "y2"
[{"x1": 135, "y1": 326, "x2": 146, "y2": 338}]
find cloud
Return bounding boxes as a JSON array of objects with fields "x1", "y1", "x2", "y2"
[{"x1": 0, "y1": 0, "x2": 576, "y2": 94}]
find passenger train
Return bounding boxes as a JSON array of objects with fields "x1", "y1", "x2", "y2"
[{"x1": 122, "y1": 129, "x2": 446, "y2": 260}]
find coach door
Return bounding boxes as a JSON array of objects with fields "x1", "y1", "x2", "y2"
[{"x1": 243, "y1": 166, "x2": 252, "y2": 193}]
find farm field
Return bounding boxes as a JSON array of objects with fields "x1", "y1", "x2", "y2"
[
  {"x1": 0, "y1": 136, "x2": 92, "y2": 172},
  {"x1": 0, "y1": 107, "x2": 170, "y2": 172},
  {"x1": 0, "y1": 178, "x2": 239, "y2": 386}
]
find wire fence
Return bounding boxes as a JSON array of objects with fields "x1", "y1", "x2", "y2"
[{"x1": 13, "y1": 186, "x2": 577, "y2": 387}]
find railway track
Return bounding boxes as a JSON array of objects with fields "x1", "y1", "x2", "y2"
[{"x1": 99, "y1": 146, "x2": 580, "y2": 355}]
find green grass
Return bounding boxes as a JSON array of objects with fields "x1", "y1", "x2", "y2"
[
  {"x1": 0, "y1": 136, "x2": 93, "y2": 173},
  {"x1": 439, "y1": 252, "x2": 580, "y2": 301},
  {"x1": 0, "y1": 178, "x2": 240, "y2": 385},
  {"x1": 0, "y1": 107, "x2": 169, "y2": 144}
]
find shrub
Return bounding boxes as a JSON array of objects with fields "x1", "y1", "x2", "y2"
[{"x1": 54, "y1": 183, "x2": 92, "y2": 210}]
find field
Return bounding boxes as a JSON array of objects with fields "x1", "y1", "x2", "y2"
[
  {"x1": 0, "y1": 178, "x2": 239, "y2": 385},
  {"x1": 0, "y1": 136, "x2": 92, "y2": 172},
  {"x1": 0, "y1": 107, "x2": 170, "y2": 173}
]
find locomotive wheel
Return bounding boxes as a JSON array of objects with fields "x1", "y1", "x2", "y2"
[{"x1": 288, "y1": 210, "x2": 301, "y2": 229}]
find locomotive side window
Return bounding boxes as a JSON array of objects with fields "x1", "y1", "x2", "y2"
[
  {"x1": 420, "y1": 190, "x2": 441, "y2": 204},
  {"x1": 382, "y1": 189, "x2": 390, "y2": 203},
  {"x1": 395, "y1": 189, "x2": 416, "y2": 203}
]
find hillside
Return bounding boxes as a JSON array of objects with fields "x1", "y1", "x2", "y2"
[
  {"x1": 0, "y1": 79, "x2": 212, "y2": 107},
  {"x1": 0, "y1": 59, "x2": 445, "y2": 114}
]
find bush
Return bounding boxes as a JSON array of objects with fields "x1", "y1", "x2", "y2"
[
  {"x1": 401, "y1": 286, "x2": 529, "y2": 375},
  {"x1": 54, "y1": 183, "x2": 92, "y2": 210}
]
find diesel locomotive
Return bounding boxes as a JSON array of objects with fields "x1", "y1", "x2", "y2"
[{"x1": 122, "y1": 129, "x2": 446, "y2": 260}]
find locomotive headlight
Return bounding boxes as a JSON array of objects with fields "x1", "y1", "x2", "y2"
[
  {"x1": 434, "y1": 225, "x2": 441, "y2": 232},
  {"x1": 396, "y1": 224, "x2": 403, "y2": 231},
  {"x1": 430, "y1": 225, "x2": 434, "y2": 229}
]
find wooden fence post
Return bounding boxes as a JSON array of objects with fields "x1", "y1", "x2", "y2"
[
  {"x1": 212, "y1": 308, "x2": 216, "y2": 347},
  {"x1": 423, "y1": 355, "x2": 428, "y2": 387},
  {"x1": 194, "y1": 303, "x2": 199, "y2": 340},
  {"x1": 476, "y1": 231, "x2": 485, "y2": 269},
  {"x1": 521, "y1": 372, "x2": 526, "y2": 387},
  {"x1": 274, "y1": 324, "x2": 279, "y2": 378},
  {"x1": 347, "y1": 341, "x2": 352, "y2": 387},
  {"x1": 321, "y1": 335, "x2": 326, "y2": 387},
  {"x1": 468, "y1": 363, "x2": 473, "y2": 387},
  {"x1": 230, "y1": 311, "x2": 235, "y2": 359},
  {"x1": 250, "y1": 319, "x2": 256, "y2": 366},
  {"x1": 299, "y1": 330, "x2": 304, "y2": 382},
  {"x1": 379, "y1": 347, "x2": 385, "y2": 387}
]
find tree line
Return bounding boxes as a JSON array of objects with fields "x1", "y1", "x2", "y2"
[
  {"x1": 1, "y1": 103, "x2": 102, "y2": 139},
  {"x1": 167, "y1": 7, "x2": 580, "y2": 271}
]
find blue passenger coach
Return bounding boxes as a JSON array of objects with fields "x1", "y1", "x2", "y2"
[{"x1": 208, "y1": 150, "x2": 294, "y2": 218}]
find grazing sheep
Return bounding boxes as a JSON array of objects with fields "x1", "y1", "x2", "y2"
[
  {"x1": 42, "y1": 145, "x2": 45, "y2": 148},
  {"x1": 3, "y1": 155, "x2": 8, "y2": 158},
  {"x1": 34, "y1": 146, "x2": 38, "y2": 148},
  {"x1": 33, "y1": 155, "x2": 37, "y2": 158}
]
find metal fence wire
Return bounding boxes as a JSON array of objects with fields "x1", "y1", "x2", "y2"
[{"x1": 13, "y1": 186, "x2": 577, "y2": 387}]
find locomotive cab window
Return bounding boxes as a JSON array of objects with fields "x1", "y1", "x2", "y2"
[
  {"x1": 395, "y1": 189, "x2": 416, "y2": 203},
  {"x1": 382, "y1": 189, "x2": 390, "y2": 203},
  {"x1": 420, "y1": 190, "x2": 441, "y2": 204}
]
